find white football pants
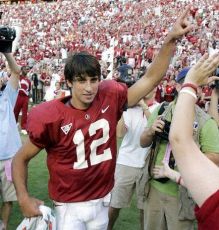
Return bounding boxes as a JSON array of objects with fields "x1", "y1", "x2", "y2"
[{"x1": 54, "y1": 194, "x2": 110, "y2": 230}]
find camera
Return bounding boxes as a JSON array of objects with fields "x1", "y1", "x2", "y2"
[
  {"x1": 0, "y1": 26, "x2": 16, "y2": 41},
  {"x1": 117, "y1": 78, "x2": 137, "y2": 88},
  {"x1": 155, "y1": 119, "x2": 171, "y2": 141},
  {"x1": 154, "y1": 118, "x2": 175, "y2": 184},
  {"x1": 0, "y1": 26, "x2": 16, "y2": 53}
]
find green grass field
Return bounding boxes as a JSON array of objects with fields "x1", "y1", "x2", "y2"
[{"x1": 8, "y1": 149, "x2": 140, "y2": 230}]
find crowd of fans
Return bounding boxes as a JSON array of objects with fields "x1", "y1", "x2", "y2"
[
  {"x1": 0, "y1": 0, "x2": 218, "y2": 109},
  {"x1": 0, "y1": 0, "x2": 218, "y2": 105}
]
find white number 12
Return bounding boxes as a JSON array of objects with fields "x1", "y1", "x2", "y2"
[{"x1": 73, "y1": 119, "x2": 112, "y2": 169}]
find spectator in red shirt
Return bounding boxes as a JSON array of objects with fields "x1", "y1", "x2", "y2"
[{"x1": 14, "y1": 66, "x2": 31, "y2": 135}]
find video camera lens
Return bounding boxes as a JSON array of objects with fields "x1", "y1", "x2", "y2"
[{"x1": 0, "y1": 26, "x2": 16, "y2": 53}]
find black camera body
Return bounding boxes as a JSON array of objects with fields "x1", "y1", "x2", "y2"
[
  {"x1": 117, "y1": 78, "x2": 137, "y2": 88},
  {"x1": 0, "y1": 26, "x2": 16, "y2": 41},
  {"x1": 0, "y1": 26, "x2": 16, "y2": 53},
  {"x1": 155, "y1": 119, "x2": 171, "y2": 141},
  {"x1": 154, "y1": 118, "x2": 174, "y2": 183}
]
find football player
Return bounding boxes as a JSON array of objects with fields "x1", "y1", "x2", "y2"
[{"x1": 12, "y1": 9, "x2": 192, "y2": 230}]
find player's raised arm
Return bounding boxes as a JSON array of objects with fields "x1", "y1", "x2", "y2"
[{"x1": 128, "y1": 7, "x2": 193, "y2": 107}]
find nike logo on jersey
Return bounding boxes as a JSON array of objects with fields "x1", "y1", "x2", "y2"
[
  {"x1": 61, "y1": 123, "x2": 72, "y2": 135},
  {"x1": 101, "y1": 105, "x2": 110, "y2": 113}
]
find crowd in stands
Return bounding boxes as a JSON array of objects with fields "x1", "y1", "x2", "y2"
[{"x1": 0, "y1": 0, "x2": 218, "y2": 108}]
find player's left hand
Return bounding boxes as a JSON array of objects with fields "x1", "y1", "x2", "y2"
[{"x1": 18, "y1": 195, "x2": 44, "y2": 218}]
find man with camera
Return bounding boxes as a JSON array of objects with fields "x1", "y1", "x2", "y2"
[
  {"x1": 140, "y1": 67, "x2": 219, "y2": 230},
  {"x1": 108, "y1": 89, "x2": 159, "y2": 230},
  {"x1": 0, "y1": 26, "x2": 21, "y2": 229},
  {"x1": 208, "y1": 68, "x2": 219, "y2": 126}
]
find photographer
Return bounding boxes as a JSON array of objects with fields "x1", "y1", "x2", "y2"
[
  {"x1": 108, "y1": 89, "x2": 159, "y2": 230},
  {"x1": 0, "y1": 27, "x2": 21, "y2": 229},
  {"x1": 208, "y1": 87, "x2": 219, "y2": 126},
  {"x1": 140, "y1": 67, "x2": 219, "y2": 230},
  {"x1": 208, "y1": 69, "x2": 219, "y2": 126}
]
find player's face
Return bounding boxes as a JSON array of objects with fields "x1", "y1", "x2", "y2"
[{"x1": 69, "y1": 75, "x2": 100, "y2": 109}]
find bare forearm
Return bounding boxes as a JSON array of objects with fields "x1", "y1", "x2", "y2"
[
  {"x1": 169, "y1": 53, "x2": 219, "y2": 206},
  {"x1": 4, "y1": 53, "x2": 21, "y2": 75},
  {"x1": 128, "y1": 40, "x2": 176, "y2": 106},
  {"x1": 12, "y1": 154, "x2": 30, "y2": 201},
  {"x1": 12, "y1": 139, "x2": 44, "y2": 217},
  {"x1": 116, "y1": 117, "x2": 126, "y2": 138},
  {"x1": 146, "y1": 38, "x2": 176, "y2": 87},
  {"x1": 140, "y1": 127, "x2": 154, "y2": 147}
]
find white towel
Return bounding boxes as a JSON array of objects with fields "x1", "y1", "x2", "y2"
[{"x1": 16, "y1": 205, "x2": 56, "y2": 230}]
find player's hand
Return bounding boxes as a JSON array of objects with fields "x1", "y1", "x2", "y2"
[
  {"x1": 153, "y1": 162, "x2": 171, "y2": 179},
  {"x1": 166, "y1": 7, "x2": 193, "y2": 42},
  {"x1": 185, "y1": 53, "x2": 219, "y2": 87},
  {"x1": 18, "y1": 195, "x2": 44, "y2": 217}
]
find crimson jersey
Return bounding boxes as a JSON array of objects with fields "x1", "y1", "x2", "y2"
[
  {"x1": 27, "y1": 80, "x2": 127, "y2": 202},
  {"x1": 19, "y1": 76, "x2": 31, "y2": 97},
  {"x1": 195, "y1": 190, "x2": 219, "y2": 230}
]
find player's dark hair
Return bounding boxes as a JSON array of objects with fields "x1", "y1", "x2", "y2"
[{"x1": 64, "y1": 52, "x2": 101, "y2": 82}]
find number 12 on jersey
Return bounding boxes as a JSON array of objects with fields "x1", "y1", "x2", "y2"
[{"x1": 73, "y1": 119, "x2": 112, "y2": 169}]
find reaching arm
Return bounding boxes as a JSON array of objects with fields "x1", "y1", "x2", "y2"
[
  {"x1": 169, "y1": 53, "x2": 219, "y2": 207},
  {"x1": 127, "y1": 8, "x2": 192, "y2": 106},
  {"x1": 12, "y1": 137, "x2": 44, "y2": 217},
  {"x1": 138, "y1": 99, "x2": 151, "y2": 119},
  {"x1": 140, "y1": 127, "x2": 155, "y2": 148},
  {"x1": 3, "y1": 53, "x2": 21, "y2": 89},
  {"x1": 116, "y1": 116, "x2": 127, "y2": 138},
  {"x1": 140, "y1": 117, "x2": 165, "y2": 147}
]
